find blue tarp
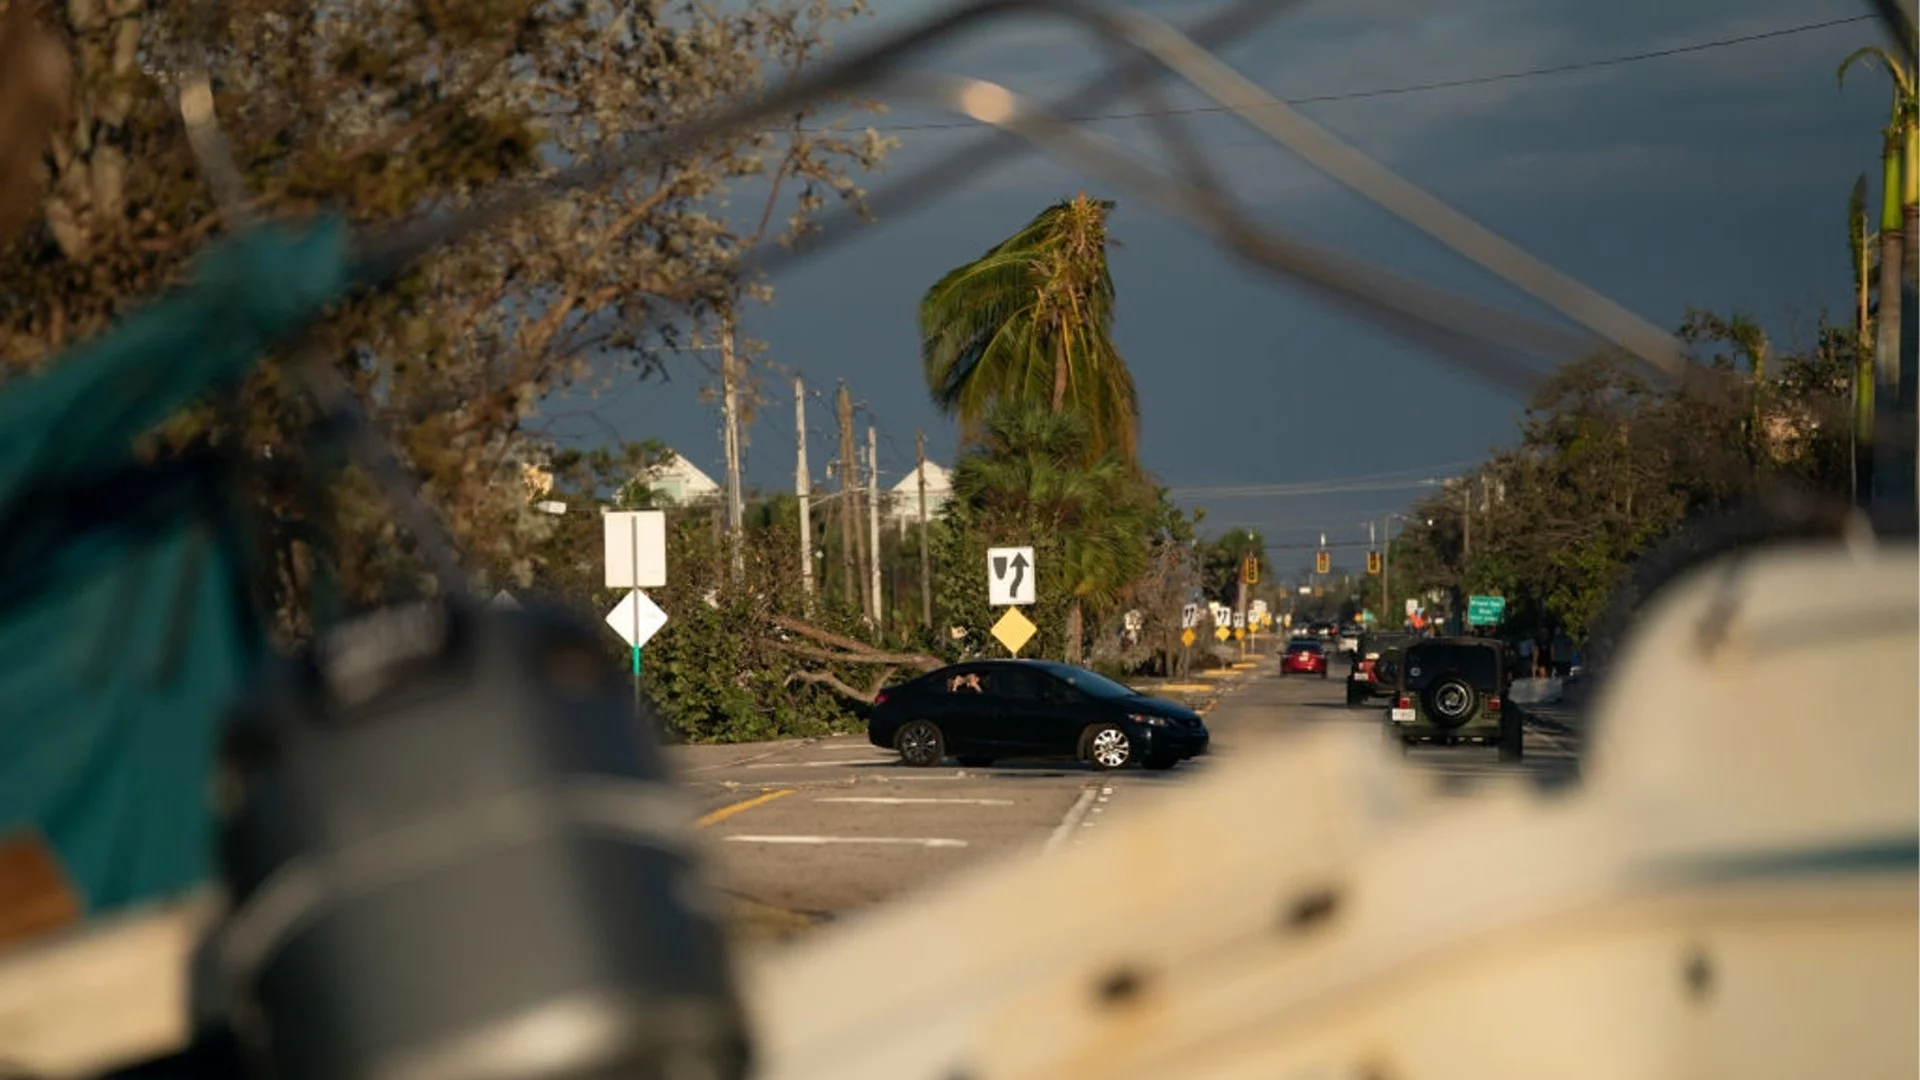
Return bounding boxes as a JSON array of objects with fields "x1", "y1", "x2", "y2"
[{"x1": 0, "y1": 220, "x2": 347, "y2": 914}]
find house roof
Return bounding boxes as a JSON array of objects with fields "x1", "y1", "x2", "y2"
[
  {"x1": 645, "y1": 450, "x2": 721, "y2": 493},
  {"x1": 890, "y1": 460, "x2": 951, "y2": 495}
]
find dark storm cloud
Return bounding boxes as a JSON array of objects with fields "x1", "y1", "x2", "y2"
[{"x1": 537, "y1": 0, "x2": 1892, "y2": 537}]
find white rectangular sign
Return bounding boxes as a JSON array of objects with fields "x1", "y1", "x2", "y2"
[
  {"x1": 1181, "y1": 604, "x2": 1198, "y2": 629},
  {"x1": 987, "y1": 546, "x2": 1036, "y2": 606},
  {"x1": 606, "y1": 588, "x2": 670, "y2": 649},
  {"x1": 604, "y1": 511, "x2": 667, "y2": 589}
]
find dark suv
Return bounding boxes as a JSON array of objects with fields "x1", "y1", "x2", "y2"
[
  {"x1": 1347, "y1": 631, "x2": 1414, "y2": 707},
  {"x1": 1383, "y1": 637, "x2": 1522, "y2": 760}
]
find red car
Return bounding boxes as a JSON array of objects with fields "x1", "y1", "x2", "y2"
[{"x1": 1280, "y1": 638, "x2": 1328, "y2": 677}]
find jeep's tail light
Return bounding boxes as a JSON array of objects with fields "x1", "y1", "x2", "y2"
[
  {"x1": 1396, "y1": 695, "x2": 1411, "y2": 709},
  {"x1": 874, "y1": 690, "x2": 890, "y2": 706},
  {"x1": 1486, "y1": 696, "x2": 1501, "y2": 712}
]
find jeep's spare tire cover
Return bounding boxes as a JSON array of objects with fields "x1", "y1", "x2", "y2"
[{"x1": 1424, "y1": 675, "x2": 1477, "y2": 729}]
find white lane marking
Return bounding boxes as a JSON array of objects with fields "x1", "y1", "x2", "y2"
[
  {"x1": 722, "y1": 835, "x2": 967, "y2": 848},
  {"x1": 814, "y1": 797, "x2": 1015, "y2": 806},
  {"x1": 1044, "y1": 785, "x2": 1101, "y2": 854},
  {"x1": 745, "y1": 759, "x2": 893, "y2": 768}
]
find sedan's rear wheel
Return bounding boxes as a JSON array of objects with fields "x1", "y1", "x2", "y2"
[
  {"x1": 895, "y1": 720, "x2": 945, "y2": 767},
  {"x1": 1084, "y1": 724, "x2": 1134, "y2": 770}
]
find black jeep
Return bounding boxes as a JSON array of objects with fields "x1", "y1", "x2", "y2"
[{"x1": 1383, "y1": 636, "x2": 1522, "y2": 761}]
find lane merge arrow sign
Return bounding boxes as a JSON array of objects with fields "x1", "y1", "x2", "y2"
[{"x1": 987, "y1": 545, "x2": 1036, "y2": 606}]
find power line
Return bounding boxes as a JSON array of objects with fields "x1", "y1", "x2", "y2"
[
  {"x1": 804, "y1": 13, "x2": 1873, "y2": 135},
  {"x1": 1168, "y1": 461, "x2": 1475, "y2": 500}
]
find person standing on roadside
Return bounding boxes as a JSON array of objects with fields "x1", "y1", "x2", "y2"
[
  {"x1": 1549, "y1": 629, "x2": 1574, "y2": 678},
  {"x1": 0, "y1": 1, "x2": 355, "y2": 919}
]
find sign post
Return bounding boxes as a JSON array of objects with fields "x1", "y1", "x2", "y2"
[
  {"x1": 605, "y1": 510, "x2": 668, "y2": 708},
  {"x1": 986, "y1": 545, "x2": 1038, "y2": 656}
]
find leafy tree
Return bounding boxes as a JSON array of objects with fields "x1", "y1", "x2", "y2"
[
  {"x1": 1198, "y1": 528, "x2": 1265, "y2": 607},
  {"x1": 3, "y1": 0, "x2": 892, "y2": 632},
  {"x1": 1378, "y1": 315, "x2": 1853, "y2": 644},
  {"x1": 918, "y1": 194, "x2": 1138, "y2": 458},
  {"x1": 944, "y1": 402, "x2": 1150, "y2": 663}
]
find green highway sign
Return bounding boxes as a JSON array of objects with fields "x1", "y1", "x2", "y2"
[{"x1": 1467, "y1": 594, "x2": 1506, "y2": 626}]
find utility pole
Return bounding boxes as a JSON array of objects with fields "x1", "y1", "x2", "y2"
[
  {"x1": 836, "y1": 384, "x2": 862, "y2": 615},
  {"x1": 917, "y1": 430, "x2": 932, "y2": 629},
  {"x1": 1461, "y1": 480, "x2": 1473, "y2": 562},
  {"x1": 719, "y1": 314, "x2": 744, "y2": 580},
  {"x1": 868, "y1": 425, "x2": 883, "y2": 630},
  {"x1": 1381, "y1": 516, "x2": 1392, "y2": 632},
  {"x1": 795, "y1": 376, "x2": 813, "y2": 602},
  {"x1": 1458, "y1": 482, "x2": 1473, "y2": 636},
  {"x1": 1481, "y1": 475, "x2": 1493, "y2": 548},
  {"x1": 1367, "y1": 520, "x2": 1377, "y2": 625}
]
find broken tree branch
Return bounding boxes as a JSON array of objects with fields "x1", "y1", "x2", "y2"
[
  {"x1": 770, "y1": 615, "x2": 942, "y2": 671},
  {"x1": 784, "y1": 666, "x2": 897, "y2": 705}
]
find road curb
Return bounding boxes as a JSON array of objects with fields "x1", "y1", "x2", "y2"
[
  {"x1": 1513, "y1": 700, "x2": 1580, "y2": 738},
  {"x1": 680, "y1": 736, "x2": 830, "y2": 774},
  {"x1": 1044, "y1": 784, "x2": 1101, "y2": 854}
]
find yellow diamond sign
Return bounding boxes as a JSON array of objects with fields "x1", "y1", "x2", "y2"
[
  {"x1": 1180, "y1": 627, "x2": 1197, "y2": 648},
  {"x1": 1214, "y1": 625, "x2": 1230, "y2": 642},
  {"x1": 991, "y1": 606, "x2": 1037, "y2": 656}
]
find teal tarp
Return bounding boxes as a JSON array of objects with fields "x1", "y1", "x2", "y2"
[{"x1": 0, "y1": 220, "x2": 348, "y2": 914}]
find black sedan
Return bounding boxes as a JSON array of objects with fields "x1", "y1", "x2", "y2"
[{"x1": 869, "y1": 660, "x2": 1209, "y2": 771}]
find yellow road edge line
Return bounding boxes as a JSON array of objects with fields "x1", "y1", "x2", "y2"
[{"x1": 696, "y1": 787, "x2": 795, "y2": 828}]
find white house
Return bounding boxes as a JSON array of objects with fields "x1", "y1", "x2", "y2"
[
  {"x1": 887, "y1": 460, "x2": 951, "y2": 531},
  {"x1": 643, "y1": 450, "x2": 723, "y2": 506}
]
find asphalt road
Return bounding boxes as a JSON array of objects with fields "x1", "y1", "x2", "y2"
[{"x1": 671, "y1": 658, "x2": 1584, "y2": 941}]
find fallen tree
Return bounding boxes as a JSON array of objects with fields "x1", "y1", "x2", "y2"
[{"x1": 770, "y1": 616, "x2": 941, "y2": 704}]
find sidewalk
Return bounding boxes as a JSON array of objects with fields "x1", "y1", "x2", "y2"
[{"x1": 1512, "y1": 673, "x2": 1595, "y2": 737}]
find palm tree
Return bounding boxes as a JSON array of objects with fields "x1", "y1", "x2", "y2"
[
  {"x1": 1840, "y1": 45, "x2": 1917, "y2": 501},
  {"x1": 1849, "y1": 174, "x2": 1874, "y2": 502},
  {"x1": 951, "y1": 403, "x2": 1149, "y2": 663},
  {"x1": 919, "y1": 194, "x2": 1139, "y2": 459}
]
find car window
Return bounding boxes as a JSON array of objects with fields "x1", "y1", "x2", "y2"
[
  {"x1": 938, "y1": 669, "x2": 989, "y2": 695},
  {"x1": 1028, "y1": 662, "x2": 1134, "y2": 700},
  {"x1": 1288, "y1": 640, "x2": 1323, "y2": 653},
  {"x1": 982, "y1": 667, "x2": 1048, "y2": 700},
  {"x1": 1402, "y1": 644, "x2": 1499, "y2": 688}
]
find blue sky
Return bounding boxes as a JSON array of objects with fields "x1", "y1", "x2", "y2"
[{"x1": 537, "y1": 0, "x2": 1895, "y2": 563}]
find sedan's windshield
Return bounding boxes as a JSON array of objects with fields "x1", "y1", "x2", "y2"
[{"x1": 1028, "y1": 661, "x2": 1139, "y2": 700}]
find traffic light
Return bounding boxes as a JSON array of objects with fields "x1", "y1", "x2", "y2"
[
  {"x1": 1242, "y1": 555, "x2": 1259, "y2": 584},
  {"x1": 1315, "y1": 550, "x2": 1331, "y2": 575},
  {"x1": 1366, "y1": 550, "x2": 1382, "y2": 575}
]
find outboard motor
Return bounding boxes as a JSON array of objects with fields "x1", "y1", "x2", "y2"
[{"x1": 194, "y1": 596, "x2": 748, "y2": 1080}]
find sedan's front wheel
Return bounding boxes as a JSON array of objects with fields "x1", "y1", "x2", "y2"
[
  {"x1": 1084, "y1": 724, "x2": 1134, "y2": 771},
  {"x1": 895, "y1": 720, "x2": 946, "y2": 767}
]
